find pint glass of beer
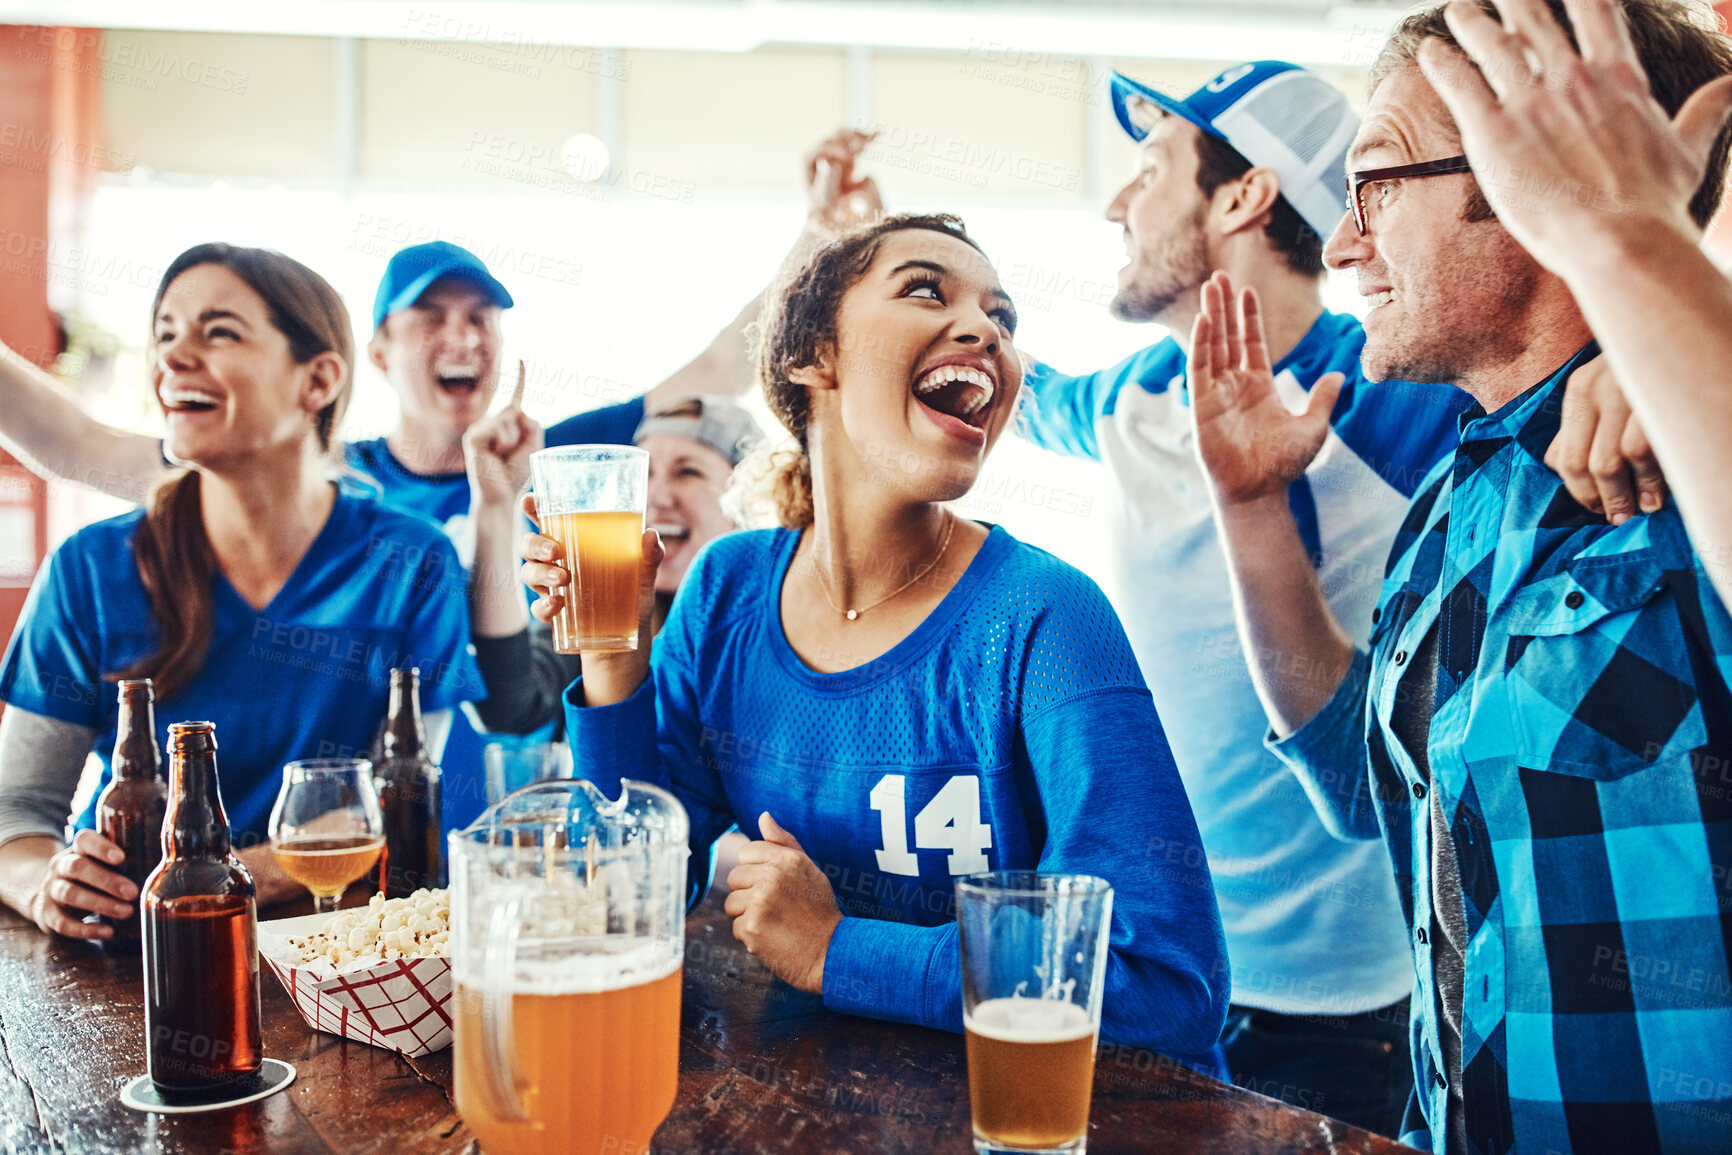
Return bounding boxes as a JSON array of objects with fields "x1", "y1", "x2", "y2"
[
  {"x1": 958, "y1": 872, "x2": 1113, "y2": 1155},
  {"x1": 450, "y1": 779, "x2": 690, "y2": 1155},
  {"x1": 530, "y1": 446, "x2": 649, "y2": 653}
]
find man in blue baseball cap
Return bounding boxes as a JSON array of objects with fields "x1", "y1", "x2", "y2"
[{"x1": 1006, "y1": 59, "x2": 1663, "y2": 1137}]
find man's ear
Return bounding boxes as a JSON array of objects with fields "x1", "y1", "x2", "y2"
[
  {"x1": 302, "y1": 351, "x2": 347, "y2": 414},
  {"x1": 366, "y1": 325, "x2": 390, "y2": 376},
  {"x1": 1216, "y1": 167, "x2": 1283, "y2": 239}
]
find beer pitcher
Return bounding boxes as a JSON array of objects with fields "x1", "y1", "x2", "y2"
[{"x1": 450, "y1": 779, "x2": 689, "y2": 1155}]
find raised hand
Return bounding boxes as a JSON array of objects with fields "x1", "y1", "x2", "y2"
[
  {"x1": 805, "y1": 129, "x2": 883, "y2": 231},
  {"x1": 463, "y1": 361, "x2": 543, "y2": 512},
  {"x1": 1415, "y1": 0, "x2": 1732, "y2": 274},
  {"x1": 724, "y1": 812, "x2": 842, "y2": 995},
  {"x1": 1189, "y1": 272, "x2": 1342, "y2": 507}
]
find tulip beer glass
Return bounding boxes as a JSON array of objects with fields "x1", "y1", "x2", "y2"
[
  {"x1": 958, "y1": 872, "x2": 1113, "y2": 1155},
  {"x1": 451, "y1": 779, "x2": 689, "y2": 1154},
  {"x1": 530, "y1": 446, "x2": 649, "y2": 653},
  {"x1": 269, "y1": 759, "x2": 386, "y2": 914}
]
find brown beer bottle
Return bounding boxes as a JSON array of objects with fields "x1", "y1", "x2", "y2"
[
  {"x1": 141, "y1": 721, "x2": 262, "y2": 1100},
  {"x1": 93, "y1": 679, "x2": 167, "y2": 949},
  {"x1": 375, "y1": 668, "x2": 443, "y2": 897}
]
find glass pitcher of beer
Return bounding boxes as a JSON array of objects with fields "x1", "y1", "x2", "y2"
[{"x1": 450, "y1": 779, "x2": 689, "y2": 1155}]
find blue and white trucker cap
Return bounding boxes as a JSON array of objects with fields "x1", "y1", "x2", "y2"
[{"x1": 1110, "y1": 61, "x2": 1357, "y2": 241}]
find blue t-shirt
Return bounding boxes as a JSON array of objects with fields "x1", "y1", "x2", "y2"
[
  {"x1": 545, "y1": 396, "x2": 645, "y2": 450},
  {"x1": 565, "y1": 525, "x2": 1230, "y2": 1060},
  {"x1": 0, "y1": 491, "x2": 486, "y2": 843},
  {"x1": 1016, "y1": 312, "x2": 1473, "y2": 1017}
]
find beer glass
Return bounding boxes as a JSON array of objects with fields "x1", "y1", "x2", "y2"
[
  {"x1": 958, "y1": 872, "x2": 1113, "y2": 1155},
  {"x1": 530, "y1": 446, "x2": 649, "y2": 653},
  {"x1": 268, "y1": 759, "x2": 386, "y2": 913},
  {"x1": 451, "y1": 778, "x2": 689, "y2": 1155},
  {"x1": 483, "y1": 737, "x2": 572, "y2": 807}
]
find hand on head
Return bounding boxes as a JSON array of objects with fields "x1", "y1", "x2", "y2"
[
  {"x1": 723, "y1": 812, "x2": 841, "y2": 995},
  {"x1": 1415, "y1": 0, "x2": 1732, "y2": 272}
]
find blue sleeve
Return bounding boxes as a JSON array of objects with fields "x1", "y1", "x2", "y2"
[
  {"x1": 1265, "y1": 648, "x2": 1382, "y2": 841},
  {"x1": 1330, "y1": 372, "x2": 1472, "y2": 498},
  {"x1": 821, "y1": 684, "x2": 1231, "y2": 1060},
  {"x1": 0, "y1": 540, "x2": 105, "y2": 727},
  {"x1": 545, "y1": 396, "x2": 647, "y2": 448},
  {"x1": 561, "y1": 564, "x2": 737, "y2": 909},
  {"x1": 398, "y1": 535, "x2": 488, "y2": 711},
  {"x1": 1015, "y1": 343, "x2": 1183, "y2": 463}
]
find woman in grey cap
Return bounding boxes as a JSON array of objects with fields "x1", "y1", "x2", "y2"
[{"x1": 469, "y1": 394, "x2": 762, "y2": 736}]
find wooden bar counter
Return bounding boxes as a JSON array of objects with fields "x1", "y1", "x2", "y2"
[{"x1": 0, "y1": 894, "x2": 1411, "y2": 1154}]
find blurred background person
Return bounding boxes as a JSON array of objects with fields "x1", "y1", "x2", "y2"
[{"x1": 0, "y1": 244, "x2": 481, "y2": 939}]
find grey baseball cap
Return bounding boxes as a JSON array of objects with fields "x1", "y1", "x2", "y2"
[{"x1": 633, "y1": 395, "x2": 765, "y2": 467}]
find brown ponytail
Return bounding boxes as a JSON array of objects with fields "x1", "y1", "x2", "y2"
[
  {"x1": 107, "y1": 243, "x2": 353, "y2": 699},
  {"x1": 754, "y1": 213, "x2": 984, "y2": 530}
]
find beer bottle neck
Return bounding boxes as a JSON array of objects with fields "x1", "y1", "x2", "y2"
[
  {"x1": 164, "y1": 739, "x2": 232, "y2": 859},
  {"x1": 113, "y1": 688, "x2": 162, "y2": 782},
  {"x1": 381, "y1": 673, "x2": 426, "y2": 760}
]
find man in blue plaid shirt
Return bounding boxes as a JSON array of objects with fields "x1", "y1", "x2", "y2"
[{"x1": 1190, "y1": 1, "x2": 1732, "y2": 1152}]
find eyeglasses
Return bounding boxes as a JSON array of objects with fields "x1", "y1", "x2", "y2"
[{"x1": 1346, "y1": 155, "x2": 1473, "y2": 235}]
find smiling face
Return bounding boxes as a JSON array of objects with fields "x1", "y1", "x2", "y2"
[
  {"x1": 370, "y1": 276, "x2": 503, "y2": 436},
  {"x1": 152, "y1": 263, "x2": 338, "y2": 471},
  {"x1": 1104, "y1": 114, "x2": 1212, "y2": 325},
  {"x1": 1322, "y1": 62, "x2": 1541, "y2": 385},
  {"x1": 641, "y1": 433, "x2": 735, "y2": 593},
  {"x1": 804, "y1": 229, "x2": 1022, "y2": 504}
]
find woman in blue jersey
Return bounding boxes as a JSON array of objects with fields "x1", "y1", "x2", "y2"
[
  {"x1": 521, "y1": 215, "x2": 1229, "y2": 1059},
  {"x1": 0, "y1": 244, "x2": 483, "y2": 940}
]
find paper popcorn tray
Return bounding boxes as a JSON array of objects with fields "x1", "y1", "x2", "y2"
[{"x1": 258, "y1": 912, "x2": 453, "y2": 1057}]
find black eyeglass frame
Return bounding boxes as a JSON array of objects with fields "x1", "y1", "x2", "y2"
[{"x1": 1346, "y1": 155, "x2": 1474, "y2": 235}]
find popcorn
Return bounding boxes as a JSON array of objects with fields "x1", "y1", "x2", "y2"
[{"x1": 287, "y1": 888, "x2": 451, "y2": 971}]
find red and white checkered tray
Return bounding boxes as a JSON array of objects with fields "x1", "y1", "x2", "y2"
[{"x1": 258, "y1": 912, "x2": 453, "y2": 1057}]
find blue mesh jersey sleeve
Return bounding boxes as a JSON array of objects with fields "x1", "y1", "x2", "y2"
[
  {"x1": 0, "y1": 520, "x2": 112, "y2": 728},
  {"x1": 545, "y1": 396, "x2": 648, "y2": 449},
  {"x1": 564, "y1": 526, "x2": 1230, "y2": 1059},
  {"x1": 1015, "y1": 341, "x2": 1186, "y2": 462}
]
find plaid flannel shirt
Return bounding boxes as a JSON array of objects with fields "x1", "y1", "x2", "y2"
[{"x1": 1271, "y1": 345, "x2": 1732, "y2": 1155}]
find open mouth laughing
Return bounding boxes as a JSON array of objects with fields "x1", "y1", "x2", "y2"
[
  {"x1": 160, "y1": 385, "x2": 223, "y2": 413},
  {"x1": 911, "y1": 356, "x2": 996, "y2": 442}
]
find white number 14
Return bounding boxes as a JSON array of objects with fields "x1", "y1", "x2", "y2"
[{"x1": 869, "y1": 774, "x2": 992, "y2": 877}]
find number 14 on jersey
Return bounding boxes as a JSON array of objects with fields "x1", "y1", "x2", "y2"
[{"x1": 869, "y1": 774, "x2": 993, "y2": 877}]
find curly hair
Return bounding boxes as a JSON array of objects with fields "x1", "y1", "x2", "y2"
[{"x1": 751, "y1": 213, "x2": 986, "y2": 529}]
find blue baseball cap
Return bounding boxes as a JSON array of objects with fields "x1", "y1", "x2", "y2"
[
  {"x1": 371, "y1": 241, "x2": 514, "y2": 330},
  {"x1": 1109, "y1": 61, "x2": 1357, "y2": 241}
]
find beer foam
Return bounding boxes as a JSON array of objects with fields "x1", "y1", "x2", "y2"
[
  {"x1": 457, "y1": 937, "x2": 681, "y2": 995},
  {"x1": 965, "y1": 998, "x2": 1095, "y2": 1044}
]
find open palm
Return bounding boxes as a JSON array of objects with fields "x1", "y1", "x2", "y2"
[{"x1": 1189, "y1": 272, "x2": 1342, "y2": 506}]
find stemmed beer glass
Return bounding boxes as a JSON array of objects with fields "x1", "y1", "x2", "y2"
[{"x1": 268, "y1": 759, "x2": 386, "y2": 913}]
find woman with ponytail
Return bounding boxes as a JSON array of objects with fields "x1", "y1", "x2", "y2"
[
  {"x1": 520, "y1": 215, "x2": 1229, "y2": 1062},
  {"x1": 0, "y1": 244, "x2": 483, "y2": 939}
]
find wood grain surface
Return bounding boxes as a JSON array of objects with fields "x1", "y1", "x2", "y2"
[{"x1": 0, "y1": 896, "x2": 1411, "y2": 1154}]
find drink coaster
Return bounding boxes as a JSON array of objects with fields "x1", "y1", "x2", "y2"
[{"x1": 120, "y1": 1059, "x2": 296, "y2": 1113}]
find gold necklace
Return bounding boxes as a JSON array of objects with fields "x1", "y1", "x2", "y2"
[{"x1": 813, "y1": 513, "x2": 956, "y2": 621}]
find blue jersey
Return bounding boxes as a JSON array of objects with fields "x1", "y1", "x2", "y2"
[
  {"x1": 564, "y1": 525, "x2": 1230, "y2": 1060},
  {"x1": 545, "y1": 395, "x2": 645, "y2": 450},
  {"x1": 0, "y1": 491, "x2": 485, "y2": 842},
  {"x1": 1017, "y1": 311, "x2": 1472, "y2": 1017}
]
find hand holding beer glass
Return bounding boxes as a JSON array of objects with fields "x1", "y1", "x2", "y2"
[
  {"x1": 268, "y1": 760, "x2": 386, "y2": 914},
  {"x1": 959, "y1": 872, "x2": 1113, "y2": 1155},
  {"x1": 528, "y1": 446, "x2": 649, "y2": 654}
]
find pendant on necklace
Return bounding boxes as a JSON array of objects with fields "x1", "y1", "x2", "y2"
[{"x1": 846, "y1": 610, "x2": 859, "y2": 621}]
